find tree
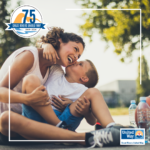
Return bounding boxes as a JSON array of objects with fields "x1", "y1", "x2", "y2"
[
  {"x1": 0, "y1": 0, "x2": 34, "y2": 67},
  {"x1": 136, "y1": 55, "x2": 150, "y2": 103},
  {"x1": 75, "y1": 0, "x2": 150, "y2": 62}
]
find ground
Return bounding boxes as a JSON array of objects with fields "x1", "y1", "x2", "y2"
[
  {"x1": 0, "y1": 116, "x2": 149, "y2": 149},
  {"x1": 0, "y1": 142, "x2": 149, "y2": 150}
]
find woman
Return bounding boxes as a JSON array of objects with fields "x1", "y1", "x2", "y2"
[{"x1": 0, "y1": 27, "x2": 85, "y2": 115}]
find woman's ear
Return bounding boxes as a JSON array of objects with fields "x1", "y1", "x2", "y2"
[{"x1": 80, "y1": 76, "x2": 89, "y2": 83}]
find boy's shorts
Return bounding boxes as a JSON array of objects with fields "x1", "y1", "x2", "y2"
[{"x1": 22, "y1": 104, "x2": 83, "y2": 131}]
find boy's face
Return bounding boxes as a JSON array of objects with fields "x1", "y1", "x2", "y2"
[{"x1": 66, "y1": 60, "x2": 91, "y2": 83}]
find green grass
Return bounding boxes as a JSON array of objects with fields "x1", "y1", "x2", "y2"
[{"x1": 109, "y1": 107, "x2": 129, "y2": 116}]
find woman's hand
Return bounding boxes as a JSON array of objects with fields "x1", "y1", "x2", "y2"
[
  {"x1": 75, "y1": 96, "x2": 91, "y2": 116},
  {"x1": 26, "y1": 85, "x2": 51, "y2": 106},
  {"x1": 42, "y1": 43, "x2": 59, "y2": 64},
  {"x1": 51, "y1": 95, "x2": 73, "y2": 112}
]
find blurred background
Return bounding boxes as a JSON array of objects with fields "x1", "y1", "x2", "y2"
[{"x1": 0, "y1": 0, "x2": 150, "y2": 123}]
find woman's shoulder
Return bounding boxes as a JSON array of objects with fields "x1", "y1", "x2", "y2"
[
  {"x1": 13, "y1": 46, "x2": 38, "y2": 58},
  {"x1": 18, "y1": 46, "x2": 38, "y2": 54},
  {"x1": 19, "y1": 46, "x2": 37, "y2": 50},
  {"x1": 13, "y1": 49, "x2": 35, "y2": 70},
  {"x1": 13, "y1": 46, "x2": 38, "y2": 62}
]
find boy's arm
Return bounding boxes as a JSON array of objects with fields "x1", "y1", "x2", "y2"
[
  {"x1": 42, "y1": 43, "x2": 59, "y2": 64},
  {"x1": 51, "y1": 95, "x2": 73, "y2": 112},
  {"x1": 75, "y1": 97, "x2": 97, "y2": 125}
]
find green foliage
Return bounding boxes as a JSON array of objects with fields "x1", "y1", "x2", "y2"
[
  {"x1": 136, "y1": 55, "x2": 150, "y2": 103},
  {"x1": 0, "y1": 0, "x2": 35, "y2": 67},
  {"x1": 75, "y1": 0, "x2": 150, "y2": 62}
]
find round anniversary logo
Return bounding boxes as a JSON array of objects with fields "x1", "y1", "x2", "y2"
[{"x1": 5, "y1": 5, "x2": 46, "y2": 38}]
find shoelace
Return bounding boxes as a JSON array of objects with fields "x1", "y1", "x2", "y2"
[{"x1": 89, "y1": 130, "x2": 113, "y2": 148}]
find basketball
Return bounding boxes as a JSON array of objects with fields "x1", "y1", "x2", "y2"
[{"x1": 135, "y1": 96, "x2": 150, "y2": 126}]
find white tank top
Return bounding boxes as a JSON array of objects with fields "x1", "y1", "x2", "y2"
[{"x1": 0, "y1": 46, "x2": 49, "y2": 114}]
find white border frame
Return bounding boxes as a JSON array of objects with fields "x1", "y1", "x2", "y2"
[{"x1": 9, "y1": 8, "x2": 142, "y2": 142}]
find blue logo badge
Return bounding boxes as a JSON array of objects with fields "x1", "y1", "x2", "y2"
[
  {"x1": 120, "y1": 128, "x2": 145, "y2": 145},
  {"x1": 5, "y1": 5, "x2": 47, "y2": 38}
]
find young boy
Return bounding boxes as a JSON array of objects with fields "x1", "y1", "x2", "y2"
[{"x1": 22, "y1": 60, "x2": 115, "y2": 131}]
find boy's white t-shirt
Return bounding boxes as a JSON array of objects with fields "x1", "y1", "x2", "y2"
[
  {"x1": 0, "y1": 46, "x2": 49, "y2": 114},
  {"x1": 44, "y1": 65, "x2": 88, "y2": 111}
]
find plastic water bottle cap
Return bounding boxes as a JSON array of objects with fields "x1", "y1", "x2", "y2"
[
  {"x1": 140, "y1": 97, "x2": 146, "y2": 102},
  {"x1": 130, "y1": 100, "x2": 136, "y2": 104}
]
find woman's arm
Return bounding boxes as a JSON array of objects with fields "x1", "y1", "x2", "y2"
[
  {"x1": 0, "y1": 51, "x2": 34, "y2": 89},
  {"x1": 0, "y1": 86, "x2": 50, "y2": 106},
  {"x1": 0, "y1": 51, "x2": 33, "y2": 104},
  {"x1": 0, "y1": 87, "x2": 29, "y2": 104},
  {"x1": 0, "y1": 51, "x2": 49, "y2": 106}
]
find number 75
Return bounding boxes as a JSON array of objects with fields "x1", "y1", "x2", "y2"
[{"x1": 22, "y1": 9, "x2": 35, "y2": 23}]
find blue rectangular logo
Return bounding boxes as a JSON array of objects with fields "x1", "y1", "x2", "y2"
[{"x1": 120, "y1": 128, "x2": 145, "y2": 145}]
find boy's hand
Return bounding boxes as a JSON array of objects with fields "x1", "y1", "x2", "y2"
[
  {"x1": 51, "y1": 95, "x2": 73, "y2": 112},
  {"x1": 75, "y1": 96, "x2": 91, "y2": 116},
  {"x1": 42, "y1": 43, "x2": 59, "y2": 64}
]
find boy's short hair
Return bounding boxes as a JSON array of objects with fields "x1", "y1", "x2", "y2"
[{"x1": 84, "y1": 59, "x2": 99, "y2": 88}]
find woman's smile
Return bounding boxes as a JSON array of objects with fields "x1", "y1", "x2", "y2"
[{"x1": 67, "y1": 54, "x2": 77, "y2": 64}]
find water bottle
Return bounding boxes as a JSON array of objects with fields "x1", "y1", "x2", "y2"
[
  {"x1": 129, "y1": 100, "x2": 137, "y2": 128},
  {"x1": 137, "y1": 97, "x2": 150, "y2": 143}
]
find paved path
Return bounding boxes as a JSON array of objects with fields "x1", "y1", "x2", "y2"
[
  {"x1": 0, "y1": 143, "x2": 149, "y2": 150},
  {"x1": 0, "y1": 141, "x2": 149, "y2": 150},
  {"x1": 76, "y1": 115, "x2": 130, "y2": 133}
]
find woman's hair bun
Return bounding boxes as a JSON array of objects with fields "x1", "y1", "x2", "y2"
[{"x1": 41, "y1": 27, "x2": 64, "y2": 50}]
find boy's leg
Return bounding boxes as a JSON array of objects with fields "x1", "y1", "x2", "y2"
[
  {"x1": 54, "y1": 105, "x2": 83, "y2": 131},
  {"x1": 69, "y1": 88, "x2": 114, "y2": 128},
  {"x1": 0, "y1": 111, "x2": 85, "y2": 141},
  {"x1": 22, "y1": 74, "x2": 60, "y2": 125}
]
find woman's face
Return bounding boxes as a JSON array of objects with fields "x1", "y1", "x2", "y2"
[{"x1": 57, "y1": 41, "x2": 84, "y2": 67}]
